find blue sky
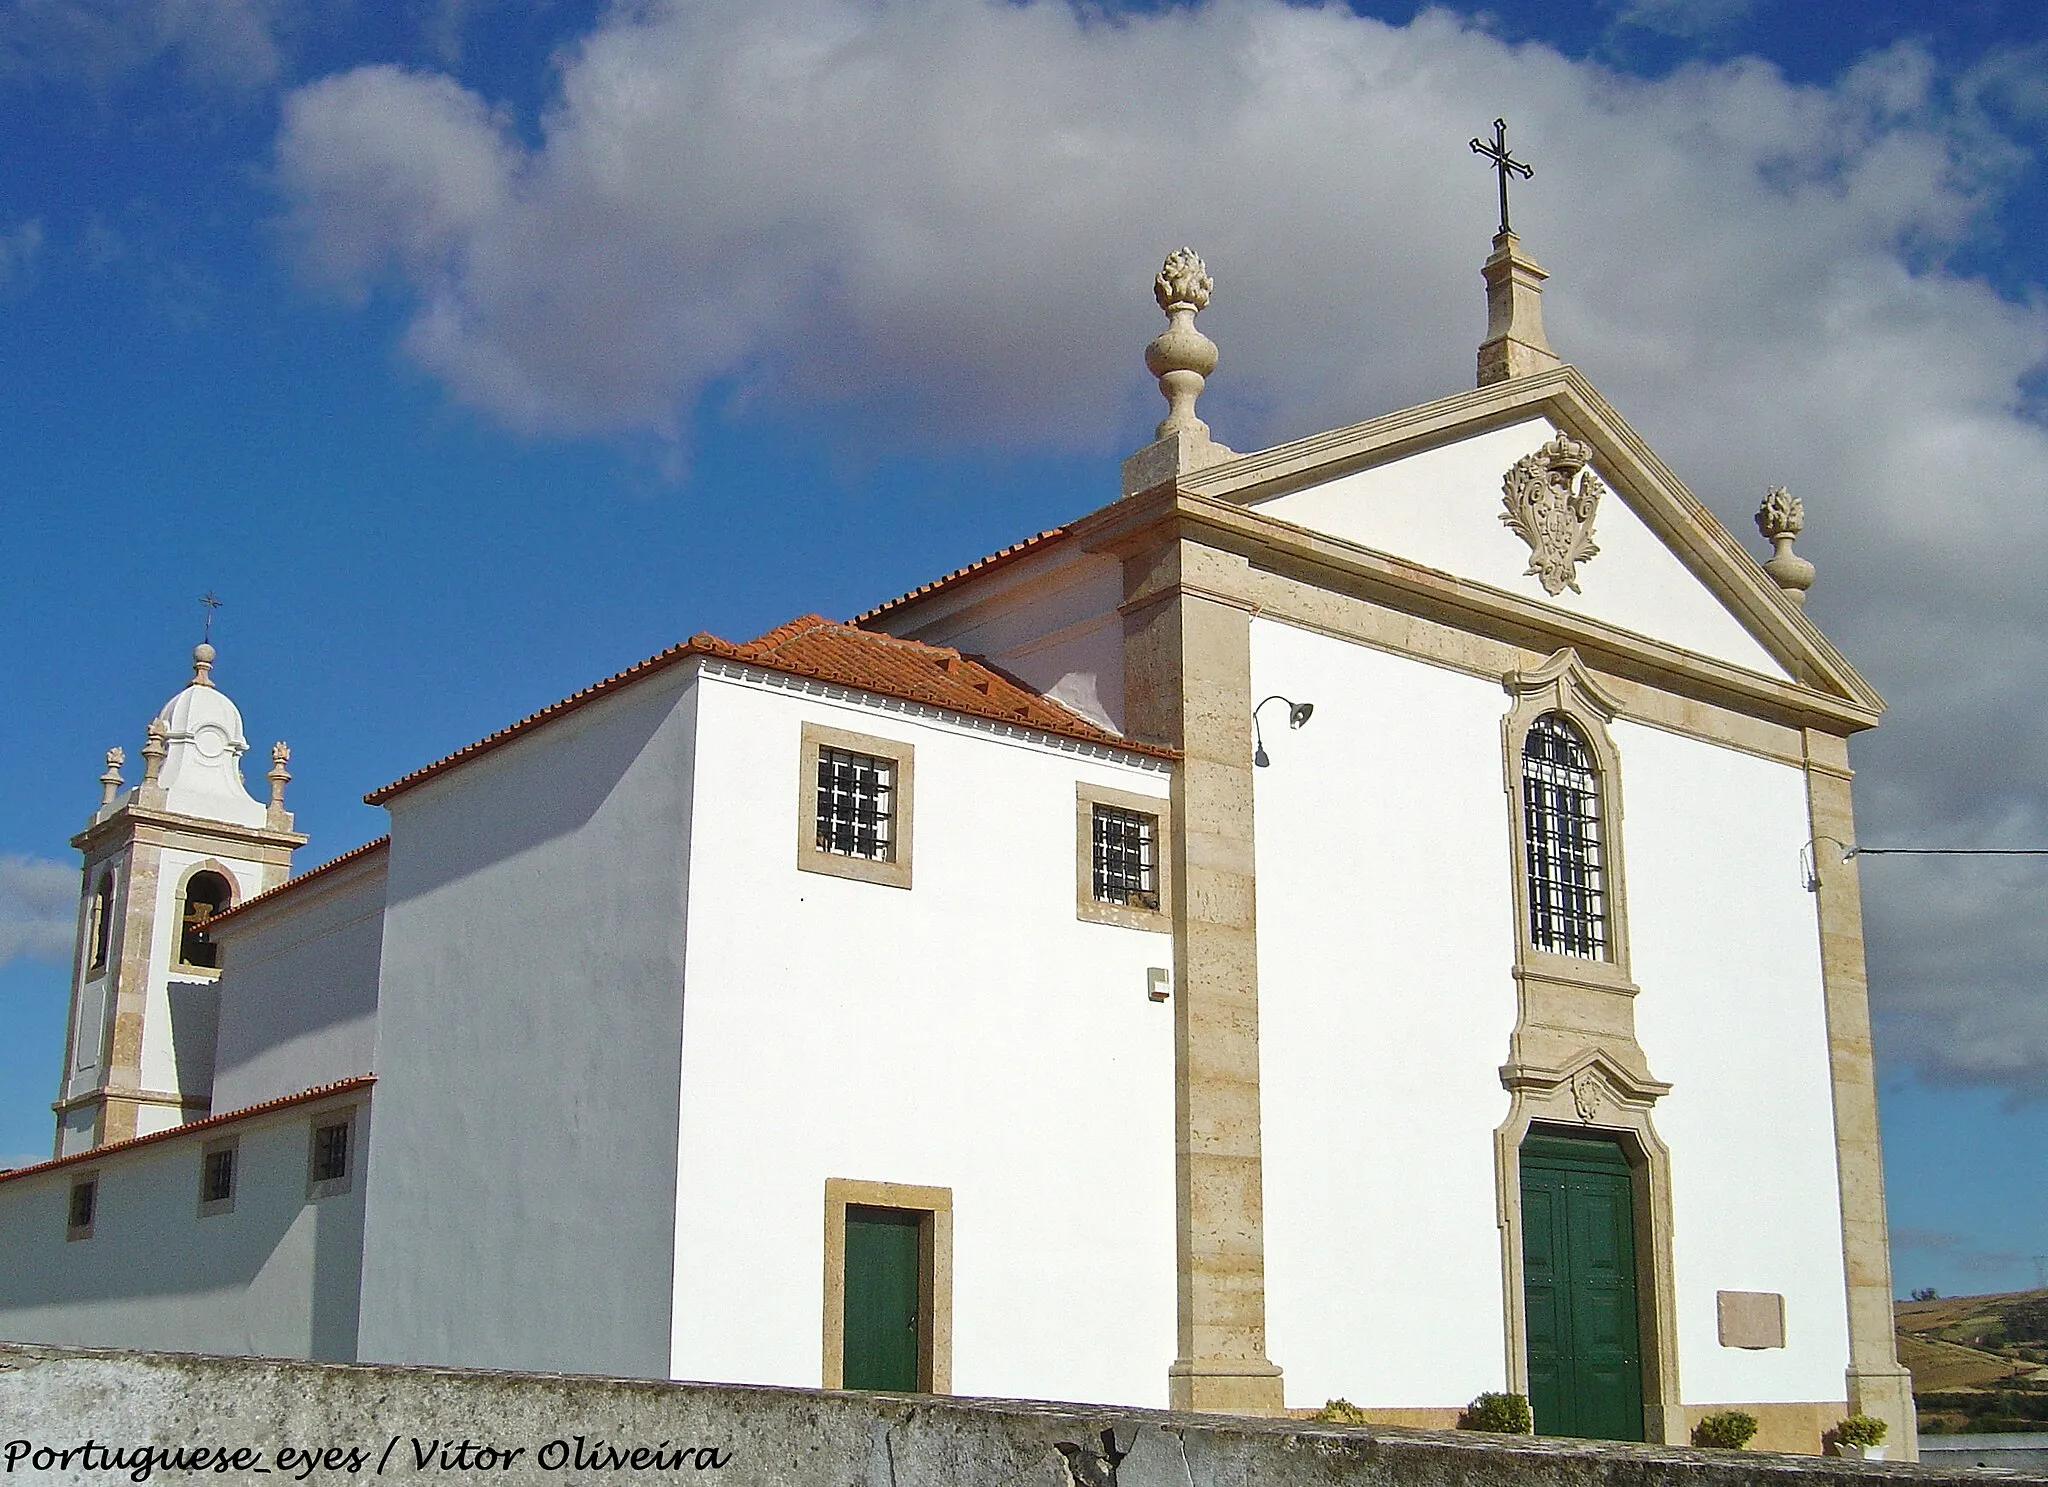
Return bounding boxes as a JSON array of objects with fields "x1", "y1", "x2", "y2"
[{"x1": 2, "y1": 0, "x2": 2045, "y2": 1302}]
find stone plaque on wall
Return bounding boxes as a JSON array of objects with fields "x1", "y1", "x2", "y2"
[{"x1": 1717, "y1": 1290, "x2": 1786, "y2": 1349}]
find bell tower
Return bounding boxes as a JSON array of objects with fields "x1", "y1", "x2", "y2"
[{"x1": 54, "y1": 641, "x2": 307, "y2": 1156}]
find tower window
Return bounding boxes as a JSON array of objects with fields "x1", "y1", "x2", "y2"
[
  {"x1": 1522, "y1": 712, "x2": 1607, "y2": 958},
  {"x1": 178, "y1": 869, "x2": 233, "y2": 969},
  {"x1": 86, "y1": 871, "x2": 114, "y2": 973},
  {"x1": 1092, "y1": 805, "x2": 1159, "y2": 910}
]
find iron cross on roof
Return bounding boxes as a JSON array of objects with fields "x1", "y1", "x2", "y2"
[
  {"x1": 199, "y1": 591, "x2": 222, "y2": 642},
  {"x1": 1470, "y1": 118, "x2": 1533, "y2": 237}
]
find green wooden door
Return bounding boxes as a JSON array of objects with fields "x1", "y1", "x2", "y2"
[
  {"x1": 844, "y1": 1206, "x2": 922, "y2": 1391},
  {"x1": 1520, "y1": 1133, "x2": 1645, "y2": 1441}
]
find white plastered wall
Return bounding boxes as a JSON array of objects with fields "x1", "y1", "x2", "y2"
[
  {"x1": 211, "y1": 854, "x2": 386, "y2": 1112},
  {"x1": 671, "y1": 669, "x2": 1176, "y2": 1405},
  {"x1": 1251, "y1": 618, "x2": 1520, "y2": 1408},
  {"x1": 1253, "y1": 418, "x2": 1790, "y2": 681},
  {"x1": 0, "y1": 1097, "x2": 368, "y2": 1360},
  {"x1": 1617, "y1": 721, "x2": 1850, "y2": 1406},
  {"x1": 1251, "y1": 615, "x2": 1849, "y2": 1412},
  {"x1": 356, "y1": 671, "x2": 699, "y2": 1378},
  {"x1": 868, "y1": 546, "x2": 1127, "y2": 733},
  {"x1": 138, "y1": 847, "x2": 266, "y2": 1125}
]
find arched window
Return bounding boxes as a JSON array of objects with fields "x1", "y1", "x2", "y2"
[
  {"x1": 86, "y1": 872, "x2": 114, "y2": 973},
  {"x1": 1522, "y1": 713, "x2": 1606, "y2": 958},
  {"x1": 178, "y1": 869, "x2": 233, "y2": 969}
]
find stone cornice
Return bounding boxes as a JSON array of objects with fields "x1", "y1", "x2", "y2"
[
  {"x1": 1082, "y1": 367, "x2": 1882, "y2": 724},
  {"x1": 70, "y1": 804, "x2": 308, "y2": 857},
  {"x1": 1075, "y1": 484, "x2": 1881, "y2": 737}
]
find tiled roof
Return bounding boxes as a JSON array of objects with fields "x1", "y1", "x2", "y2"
[
  {"x1": 366, "y1": 614, "x2": 1171, "y2": 806},
  {"x1": 203, "y1": 837, "x2": 390, "y2": 930},
  {"x1": 0, "y1": 1076, "x2": 374, "y2": 1185},
  {"x1": 852, "y1": 525, "x2": 1072, "y2": 623}
]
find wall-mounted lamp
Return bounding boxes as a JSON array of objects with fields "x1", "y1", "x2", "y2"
[
  {"x1": 1252, "y1": 695, "x2": 1315, "y2": 767},
  {"x1": 1799, "y1": 836, "x2": 1856, "y2": 892}
]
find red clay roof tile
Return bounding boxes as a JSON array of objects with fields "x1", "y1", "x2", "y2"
[
  {"x1": 852, "y1": 525, "x2": 1071, "y2": 624},
  {"x1": 365, "y1": 614, "x2": 1170, "y2": 806},
  {"x1": 202, "y1": 837, "x2": 390, "y2": 931},
  {"x1": 0, "y1": 1076, "x2": 374, "y2": 1185}
]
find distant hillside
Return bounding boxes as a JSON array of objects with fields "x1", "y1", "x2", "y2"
[{"x1": 1897, "y1": 1288, "x2": 2048, "y2": 1435}]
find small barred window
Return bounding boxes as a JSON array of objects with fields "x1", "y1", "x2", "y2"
[
  {"x1": 1092, "y1": 805, "x2": 1159, "y2": 910},
  {"x1": 1522, "y1": 712, "x2": 1607, "y2": 959},
  {"x1": 68, "y1": 1179, "x2": 96, "y2": 1235},
  {"x1": 815, "y1": 747, "x2": 895, "y2": 862},
  {"x1": 202, "y1": 1146, "x2": 235, "y2": 1204},
  {"x1": 311, "y1": 1120, "x2": 350, "y2": 1183}
]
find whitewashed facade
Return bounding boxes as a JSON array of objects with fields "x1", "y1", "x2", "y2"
[{"x1": 0, "y1": 246, "x2": 1916, "y2": 1457}]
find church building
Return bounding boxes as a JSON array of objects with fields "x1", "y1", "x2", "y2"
[{"x1": 0, "y1": 220, "x2": 1918, "y2": 1458}]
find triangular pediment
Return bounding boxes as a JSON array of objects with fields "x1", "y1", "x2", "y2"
[{"x1": 1173, "y1": 367, "x2": 1881, "y2": 716}]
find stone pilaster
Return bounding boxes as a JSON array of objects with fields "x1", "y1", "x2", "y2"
[
  {"x1": 98, "y1": 838, "x2": 161, "y2": 1146},
  {"x1": 1804, "y1": 729, "x2": 1918, "y2": 1461},
  {"x1": 1122, "y1": 535, "x2": 1285, "y2": 1416}
]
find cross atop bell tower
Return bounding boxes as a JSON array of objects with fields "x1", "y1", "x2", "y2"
[
  {"x1": 1470, "y1": 118, "x2": 1561, "y2": 386},
  {"x1": 54, "y1": 626, "x2": 306, "y2": 1156}
]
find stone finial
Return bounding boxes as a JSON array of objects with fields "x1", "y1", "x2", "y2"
[
  {"x1": 266, "y1": 742, "x2": 293, "y2": 828},
  {"x1": 1478, "y1": 231, "x2": 1561, "y2": 387},
  {"x1": 141, "y1": 720, "x2": 168, "y2": 783},
  {"x1": 1756, "y1": 486, "x2": 1815, "y2": 604},
  {"x1": 190, "y1": 642, "x2": 216, "y2": 688},
  {"x1": 1146, "y1": 249, "x2": 1218, "y2": 440},
  {"x1": 1122, "y1": 250, "x2": 1235, "y2": 498},
  {"x1": 99, "y1": 747, "x2": 125, "y2": 809}
]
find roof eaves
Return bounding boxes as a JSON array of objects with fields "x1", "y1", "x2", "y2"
[
  {"x1": 365, "y1": 639, "x2": 727, "y2": 806},
  {"x1": 706, "y1": 640, "x2": 1180, "y2": 763},
  {"x1": 0, "y1": 1076, "x2": 375, "y2": 1185},
  {"x1": 203, "y1": 837, "x2": 390, "y2": 931},
  {"x1": 852, "y1": 525, "x2": 1072, "y2": 624}
]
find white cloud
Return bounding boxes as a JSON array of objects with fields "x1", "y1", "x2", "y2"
[
  {"x1": 0, "y1": 854, "x2": 76, "y2": 966},
  {"x1": 271, "y1": 0, "x2": 2048, "y2": 1099}
]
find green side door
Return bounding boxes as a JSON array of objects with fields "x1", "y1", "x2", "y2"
[
  {"x1": 1520, "y1": 1132, "x2": 1645, "y2": 1441},
  {"x1": 843, "y1": 1206, "x2": 922, "y2": 1391}
]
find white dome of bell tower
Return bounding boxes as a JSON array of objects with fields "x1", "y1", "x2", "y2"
[{"x1": 148, "y1": 643, "x2": 267, "y2": 828}]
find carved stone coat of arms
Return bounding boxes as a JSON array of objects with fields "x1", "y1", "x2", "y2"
[{"x1": 1501, "y1": 435, "x2": 1605, "y2": 595}]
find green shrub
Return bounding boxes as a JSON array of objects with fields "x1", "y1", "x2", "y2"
[
  {"x1": 1311, "y1": 1399, "x2": 1371, "y2": 1425},
  {"x1": 1834, "y1": 1414, "x2": 1887, "y2": 1448},
  {"x1": 1692, "y1": 1410, "x2": 1759, "y2": 1450},
  {"x1": 1458, "y1": 1393, "x2": 1533, "y2": 1433}
]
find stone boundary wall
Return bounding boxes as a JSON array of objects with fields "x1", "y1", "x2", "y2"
[{"x1": 2, "y1": 1344, "x2": 2037, "y2": 1487}]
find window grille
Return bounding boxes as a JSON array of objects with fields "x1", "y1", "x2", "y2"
[
  {"x1": 816, "y1": 747, "x2": 895, "y2": 861},
  {"x1": 68, "y1": 1179, "x2": 96, "y2": 1233},
  {"x1": 1522, "y1": 713, "x2": 1607, "y2": 958},
  {"x1": 1092, "y1": 806, "x2": 1159, "y2": 910},
  {"x1": 202, "y1": 1147, "x2": 235, "y2": 1204},
  {"x1": 311, "y1": 1121, "x2": 350, "y2": 1183}
]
